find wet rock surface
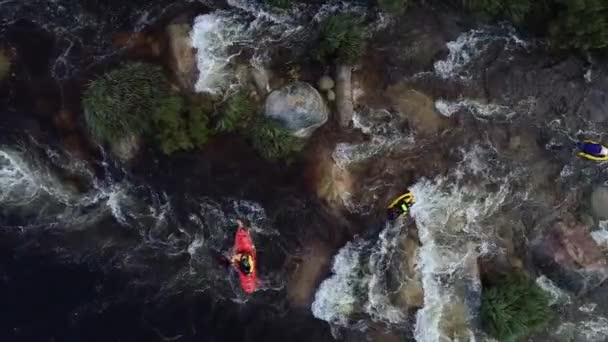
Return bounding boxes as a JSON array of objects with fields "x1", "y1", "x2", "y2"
[{"x1": 532, "y1": 220, "x2": 608, "y2": 295}]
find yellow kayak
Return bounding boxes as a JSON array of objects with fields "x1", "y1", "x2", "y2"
[{"x1": 577, "y1": 140, "x2": 608, "y2": 161}]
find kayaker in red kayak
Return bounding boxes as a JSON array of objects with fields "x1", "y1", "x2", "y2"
[{"x1": 230, "y1": 220, "x2": 257, "y2": 294}]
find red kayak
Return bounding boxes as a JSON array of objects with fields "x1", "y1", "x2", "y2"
[{"x1": 232, "y1": 221, "x2": 257, "y2": 294}]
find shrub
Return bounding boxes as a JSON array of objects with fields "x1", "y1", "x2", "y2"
[
  {"x1": 481, "y1": 273, "x2": 553, "y2": 342},
  {"x1": 549, "y1": 0, "x2": 608, "y2": 50},
  {"x1": 187, "y1": 105, "x2": 213, "y2": 147},
  {"x1": 462, "y1": 0, "x2": 531, "y2": 23},
  {"x1": 315, "y1": 14, "x2": 364, "y2": 65},
  {"x1": 377, "y1": 0, "x2": 409, "y2": 14},
  {"x1": 83, "y1": 62, "x2": 170, "y2": 142},
  {"x1": 249, "y1": 118, "x2": 304, "y2": 160},
  {"x1": 0, "y1": 49, "x2": 10, "y2": 81},
  {"x1": 265, "y1": 0, "x2": 293, "y2": 9},
  {"x1": 215, "y1": 90, "x2": 254, "y2": 133},
  {"x1": 152, "y1": 97, "x2": 214, "y2": 155}
]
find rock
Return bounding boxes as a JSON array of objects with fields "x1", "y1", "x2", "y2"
[
  {"x1": 111, "y1": 134, "x2": 142, "y2": 164},
  {"x1": 263, "y1": 81, "x2": 329, "y2": 138},
  {"x1": 318, "y1": 75, "x2": 335, "y2": 91},
  {"x1": 386, "y1": 85, "x2": 449, "y2": 134},
  {"x1": 591, "y1": 187, "x2": 608, "y2": 220},
  {"x1": 335, "y1": 65, "x2": 354, "y2": 128},
  {"x1": 53, "y1": 109, "x2": 78, "y2": 132},
  {"x1": 326, "y1": 89, "x2": 336, "y2": 101},
  {"x1": 166, "y1": 23, "x2": 197, "y2": 92},
  {"x1": 287, "y1": 239, "x2": 333, "y2": 308},
  {"x1": 112, "y1": 32, "x2": 161, "y2": 58},
  {"x1": 250, "y1": 64, "x2": 270, "y2": 97},
  {"x1": 532, "y1": 220, "x2": 608, "y2": 295}
]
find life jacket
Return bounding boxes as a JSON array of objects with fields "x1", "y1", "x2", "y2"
[{"x1": 582, "y1": 143, "x2": 602, "y2": 155}]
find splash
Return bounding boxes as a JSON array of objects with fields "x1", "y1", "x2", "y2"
[
  {"x1": 312, "y1": 220, "x2": 409, "y2": 333},
  {"x1": 410, "y1": 146, "x2": 516, "y2": 342},
  {"x1": 536, "y1": 275, "x2": 572, "y2": 306},
  {"x1": 191, "y1": 13, "x2": 246, "y2": 95},
  {"x1": 332, "y1": 110, "x2": 414, "y2": 169},
  {"x1": 434, "y1": 26, "x2": 527, "y2": 80}
]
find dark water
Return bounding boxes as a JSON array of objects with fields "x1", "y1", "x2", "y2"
[{"x1": 0, "y1": 1, "x2": 345, "y2": 341}]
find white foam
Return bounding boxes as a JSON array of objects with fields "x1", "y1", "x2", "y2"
[
  {"x1": 591, "y1": 220, "x2": 608, "y2": 248},
  {"x1": 191, "y1": 13, "x2": 246, "y2": 95},
  {"x1": 434, "y1": 27, "x2": 527, "y2": 80},
  {"x1": 312, "y1": 221, "x2": 408, "y2": 329},
  {"x1": 411, "y1": 146, "x2": 513, "y2": 342},
  {"x1": 536, "y1": 275, "x2": 571, "y2": 306},
  {"x1": 580, "y1": 317, "x2": 608, "y2": 342},
  {"x1": 333, "y1": 110, "x2": 414, "y2": 169},
  {"x1": 311, "y1": 239, "x2": 365, "y2": 327}
]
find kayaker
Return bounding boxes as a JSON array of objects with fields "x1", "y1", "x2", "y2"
[
  {"x1": 577, "y1": 140, "x2": 608, "y2": 158},
  {"x1": 231, "y1": 252, "x2": 254, "y2": 276},
  {"x1": 387, "y1": 190, "x2": 415, "y2": 220}
]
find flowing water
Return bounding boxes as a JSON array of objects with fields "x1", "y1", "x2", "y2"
[{"x1": 3, "y1": 1, "x2": 608, "y2": 341}]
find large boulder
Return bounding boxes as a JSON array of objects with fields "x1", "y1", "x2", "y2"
[
  {"x1": 591, "y1": 186, "x2": 608, "y2": 220},
  {"x1": 386, "y1": 84, "x2": 449, "y2": 134},
  {"x1": 532, "y1": 220, "x2": 608, "y2": 295},
  {"x1": 264, "y1": 82, "x2": 329, "y2": 138}
]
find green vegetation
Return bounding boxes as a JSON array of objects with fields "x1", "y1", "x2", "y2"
[
  {"x1": 481, "y1": 273, "x2": 553, "y2": 342},
  {"x1": 151, "y1": 96, "x2": 213, "y2": 155},
  {"x1": 83, "y1": 62, "x2": 213, "y2": 155},
  {"x1": 377, "y1": 0, "x2": 410, "y2": 14},
  {"x1": 463, "y1": 0, "x2": 608, "y2": 50},
  {"x1": 248, "y1": 118, "x2": 304, "y2": 161},
  {"x1": 549, "y1": 0, "x2": 608, "y2": 50},
  {"x1": 265, "y1": 0, "x2": 293, "y2": 9},
  {"x1": 215, "y1": 90, "x2": 254, "y2": 133},
  {"x1": 315, "y1": 14, "x2": 364, "y2": 65},
  {"x1": 463, "y1": 0, "x2": 531, "y2": 23},
  {"x1": 84, "y1": 63, "x2": 304, "y2": 160},
  {"x1": 83, "y1": 62, "x2": 169, "y2": 142},
  {"x1": 0, "y1": 49, "x2": 10, "y2": 81}
]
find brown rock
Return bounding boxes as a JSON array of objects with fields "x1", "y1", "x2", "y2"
[
  {"x1": 53, "y1": 109, "x2": 78, "y2": 132},
  {"x1": 62, "y1": 134, "x2": 88, "y2": 160},
  {"x1": 287, "y1": 239, "x2": 334, "y2": 308},
  {"x1": 386, "y1": 84, "x2": 449, "y2": 134},
  {"x1": 166, "y1": 24, "x2": 197, "y2": 92},
  {"x1": 532, "y1": 220, "x2": 608, "y2": 294},
  {"x1": 112, "y1": 32, "x2": 161, "y2": 58}
]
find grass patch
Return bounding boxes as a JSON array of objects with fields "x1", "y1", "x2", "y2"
[
  {"x1": 315, "y1": 14, "x2": 365, "y2": 65},
  {"x1": 265, "y1": 0, "x2": 293, "y2": 9},
  {"x1": 214, "y1": 90, "x2": 255, "y2": 133},
  {"x1": 83, "y1": 62, "x2": 213, "y2": 155},
  {"x1": 249, "y1": 118, "x2": 305, "y2": 161},
  {"x1": 83, "y1": 62, "x2": 170, "y2": 142},
  {"x1": 377, "y1": 0, "x2": 410, "y2": 14},
  {"x1": 481, "y1": 273, "x2": 553, "y2": 341}
]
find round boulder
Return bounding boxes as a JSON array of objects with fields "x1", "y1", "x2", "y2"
[
  {"x1": 318, "y1": 75, "x2": 335, "y2": 91},
  {"x1": 264, "y1": 82, "x2": 329, "y2": 138},
  {"x1": 591, "y1": 186, "x2": 608, "y2": 220}
]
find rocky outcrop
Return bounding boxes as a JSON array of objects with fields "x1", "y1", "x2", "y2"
[
  {"x1": 110, "y1": 133, "x2": 142, "y2": 164},
  {"x1": 335, "y1": 65, "x2": 354, "y2": 128},
  {"x1": 591, "y1": 186, "x2": 608, "y2": 220},
  {"x1": 264, "y1": 81, "x2": 329, "y2": 138},
  {"x1": 287, "y1": 239, "x2": 334, "y2": 308},
  {"x1": 166, "y1": 23, "x2": 197, "y2": 92},
  {"x1": 386, "y1": 85, "x2": 450, "y2": 134},
  {"x1": 532, "y1": 220, "x2": 608, "y2": 295}
]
